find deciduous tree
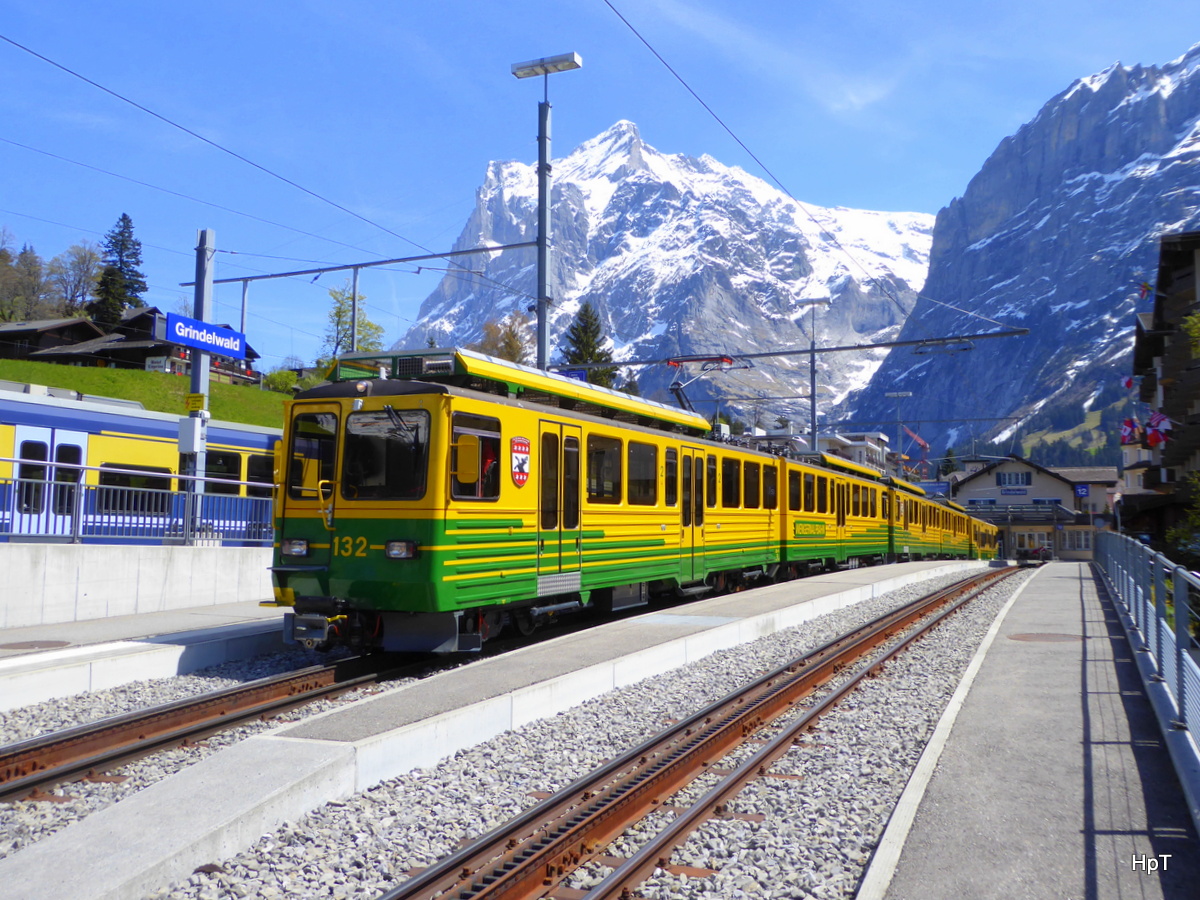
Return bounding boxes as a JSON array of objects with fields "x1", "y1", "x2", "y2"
[
  {"x1": 47, "y1": 242, "x2": 101, "y2": 316},
  {"x1": 319, "y1": 280, "x2": 385, "y2": 362}
]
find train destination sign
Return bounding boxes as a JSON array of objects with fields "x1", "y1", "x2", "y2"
[{"x1": 166, "y1": 313, "x2": 246, "y2": 360}]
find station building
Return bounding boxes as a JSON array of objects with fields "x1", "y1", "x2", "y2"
[{"x1": 951, "y1": 455, "x2": 1117, "y2": 560}]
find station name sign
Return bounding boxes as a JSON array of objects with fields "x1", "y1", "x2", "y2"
[{"x1": 166, "y1": 313, "x2": 246, "y2": 360}]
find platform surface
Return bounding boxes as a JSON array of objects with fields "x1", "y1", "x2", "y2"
[{"x1": 867, "y1": 562, "x2": 1200, "y2": 900}]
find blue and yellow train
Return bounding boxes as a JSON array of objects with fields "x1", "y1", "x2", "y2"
[
  {"x1": 269, "y1": 349, "x2": 998, "y2": 653},
  {"x1": 0, "y1": 387, "x2": 279, "y2": 542}
]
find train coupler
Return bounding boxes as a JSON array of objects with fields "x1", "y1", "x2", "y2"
[{"x1": 285, "y1": 612, "x2": 333, "y2": 649}]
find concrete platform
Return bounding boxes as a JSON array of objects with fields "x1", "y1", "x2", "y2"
[
  {"x1": 0, "y1": 559, "x2": 983, "y2": 900},
  {"x1": 0, "y1": 600, "x2": 285, "y2": 711},
  {"x1": 860, "y1": 562, "x2": 1200, "y2": 900}
]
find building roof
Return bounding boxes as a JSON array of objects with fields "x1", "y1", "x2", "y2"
[
  {"x1": 1047, "y1": 466, "x2": 1119, "y2": 484},
  {"x1": 954, "y1": 454, "x2": 1075, "y2": 490},
  {"x1": 0, "y1": 317, "x2": 103, "y2": 336}
]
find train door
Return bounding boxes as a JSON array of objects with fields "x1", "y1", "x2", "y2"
[
  {"x1": 11, "y1": 425, "x2": 87, "y2": 537},
  {"x1": 833, "y1": 479, "x2": 848, "y2": 563},
  {"x1": 680, "y1": 447, "x2": 707, "y2": 582},
  {"x1": 279, "y1": 404, "x2": 342, "y2": 558},
  {"x1": 537, "y1": 422, "x2": 582, "y2": 593}
]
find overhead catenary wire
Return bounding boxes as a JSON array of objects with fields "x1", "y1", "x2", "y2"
[
  {"x1": 0, "y1": 32, "x2": 533, "y2": 307},
  {"x1": 599, "y1": 0, "x2": 1018, "y2": 335}
]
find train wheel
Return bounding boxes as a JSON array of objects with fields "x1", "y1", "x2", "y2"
[{"x1": 513, "y1": 610, "x2": 537, "y2": 637}]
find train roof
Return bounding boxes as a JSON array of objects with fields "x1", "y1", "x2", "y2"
[
  {"x1": 0, "y1": 388, "x2": 281, "y2": 440},
  {"x1": 327, "y1": 347, "x2": 713, "y2": 436}
]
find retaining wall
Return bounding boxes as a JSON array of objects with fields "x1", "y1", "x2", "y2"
[{"x1": 0, "y1": 544, "x2": 273, "y2": 628}]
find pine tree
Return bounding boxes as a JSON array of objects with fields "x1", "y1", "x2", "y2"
[
  {"x1": 561, "y1": 301, "x2": 617, "y2": 388},
  {"x1": 100, "y1": 213, "x2": 147, "y2": 308},
  {"x1": 89, "y1": 266, "x2": 127, "y2": 330}
]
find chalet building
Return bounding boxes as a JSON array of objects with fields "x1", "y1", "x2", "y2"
[
  {"x1": 6, "y1": 307, "x2": 260, "y2": 386},
  {"x1": 952, "y1": 455, "x2": 1118, "y2": 561},
  {"x1": 1127, "y1": 230, "x2": 1200, "y2": 541},
  {"x1": 0, "y1": 317, "x2": 106, "y2": 360}
]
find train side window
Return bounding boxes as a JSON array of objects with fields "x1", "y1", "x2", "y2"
[
  {"x1": 563, "y1": 437, "x2": 580, "y2": 530},
  {"x1": 97, "y1": 463, "x2": 172, "y2": 514},
  {"x1": 851, "y1": 484, "x2": 860, "y2": 517},
  {"x1": 722, "y1": 458, "x2": 741, "y2": 508},
  {"x1": 628, "y1": 442, "x2": 657, "y2": 506},
  {"x1": 788, "y1": 471, "x2": 801, "y2": 511},
  {"x1": 205, "y1": 451, "x2": 242, "y2": 495},
  {"x1": 17, "y1": 440, "x2": 48, "y2": 514},
  {"x1": 764, "y1": 465, "x2": 777, "y2": 510},
  {"x1": 816, "y1": 476, "x2": 828, "y2": 514},
  {"x1": 882, "y1": 492, "x2": 891, "y2": 521},
  {"x1": 681, "y1": 456, "x2": 692, "y2": 527},
  {"x1": 450, "y1": 414, "x2": 500, "y2": 501},
  {"x1": 343, "y1": 408, "x2": 432, "y2": 501},
  {"x1": 870, "y1": 489, "x2": 878, "y2": 519},
  {"x1": 743, "y1": 462, "x2": 760, "y2": 509},
  {"x1": 52, "y1": 444, "x2": 83, "y2": 515},
  {"x1": 247, "y1": 454, "x2": 274, "y2": 498},
  {"x1": 288, "y1": 413, "x2": 338, "y2": 500},
  {"x1": 587, "y1": 435, "x2": 622, "y2": 504},
  {"x1": 803, "y1": 473, "x2": 815, "y2": 512},
  {"x1": 541, "y1": 433, "x2": 559, "y2": 529},
  {"x1": 665, "y1": 449, "x2": 678, "y2": 507},
  {"x1": 706, "y1": 456, "x2": 717, "y2": 508}
]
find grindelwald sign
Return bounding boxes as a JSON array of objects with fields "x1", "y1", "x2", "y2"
[{"x1": 166, "y1": 313, "x2": 246, "y2": 360}]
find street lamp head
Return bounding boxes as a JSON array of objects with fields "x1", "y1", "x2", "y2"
[{"x1": 511, "y1": 53, "x2": 583, "y2": 79}]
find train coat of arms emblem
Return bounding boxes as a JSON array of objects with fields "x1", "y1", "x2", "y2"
[{"x1": 511, "y1": 437, "x2": 531, "y2": 487}]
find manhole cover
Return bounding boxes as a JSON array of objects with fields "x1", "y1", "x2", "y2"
[
  {"x1": 1008, "y1": 633, "x2": 1085, "y2": 642},
  {"x1": 0, "y1": 640, "x2": 72, "y2": 650}
]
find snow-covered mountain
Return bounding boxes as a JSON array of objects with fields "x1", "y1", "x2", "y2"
[
  {"x1": 399, "y1": 121, "x2": 932, "y2": 420},
  {"x1": 846, "y1": 44, "x2": 1200, "y2": 455}
]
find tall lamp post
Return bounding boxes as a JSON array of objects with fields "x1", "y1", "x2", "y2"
[{"x1": 511, "y1": 52, "x2": 582, "y2": 371}]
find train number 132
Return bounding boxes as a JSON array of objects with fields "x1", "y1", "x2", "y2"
[{"x1": 332, "y1": 536, "x2": 368, "y2": 557}]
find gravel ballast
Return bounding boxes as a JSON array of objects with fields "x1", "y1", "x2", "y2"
[{"x1": 90, "y1": 567, "x2": 1032, "y2": 900}]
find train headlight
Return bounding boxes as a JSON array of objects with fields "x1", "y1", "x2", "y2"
[
  {"x1": 385, "y1": 540, "x2": 419, "y2": 559},
  {"x1": 281, "y1": 539, "x2": 309, "y2": 557}
]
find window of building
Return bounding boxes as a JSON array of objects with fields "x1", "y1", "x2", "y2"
[{"x1": 996, "y1": 471, "x2": 1032, "y2": 487}]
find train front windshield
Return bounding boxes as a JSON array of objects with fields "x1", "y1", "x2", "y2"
[{"x1": 286, "y1": 407, "x2": 431, "y2": 502}]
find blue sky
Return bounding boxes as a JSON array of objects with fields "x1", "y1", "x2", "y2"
[{"x1": 2, "y1": 1, "x2": 1198, "y2": 372}]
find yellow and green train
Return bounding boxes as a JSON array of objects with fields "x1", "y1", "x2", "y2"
[{"x1": 268, "y1": 348, "x2": 998, "y2": 652}]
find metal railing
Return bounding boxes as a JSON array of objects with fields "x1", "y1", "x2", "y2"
[
  {"x1": 0, "y1": 461, "x2": 274, "y2": 547},
  {"x1": 1094, "y1": 532, "x2": 1200, "y2": 832}
]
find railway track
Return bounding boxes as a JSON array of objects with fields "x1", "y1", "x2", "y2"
[
  {"x1": 0, "y1": 654, "x2": 417, "y2": 804},
  {"x1": 377, "y1": 567, "x2": 1018, "y2": 900}
]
